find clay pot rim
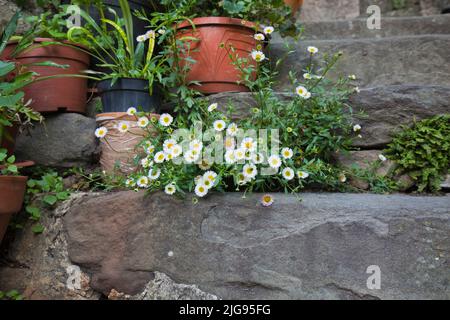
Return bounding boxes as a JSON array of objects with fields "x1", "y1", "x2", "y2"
[
  {"x1": 177, "y1": 17, "x2": 258, "y2": 31},
  {"x1": 0, "y1": 160, "x2": 34, "y2": 172},
  {"x1": 0, "y1": 175, "x2": 28, "y2": 181},
  {"x1": 96, "y1": 112, "x2": 160, "y2": 122},
  {"x1": 6, "y1": 37, "x2": 89, "y2": 51}
]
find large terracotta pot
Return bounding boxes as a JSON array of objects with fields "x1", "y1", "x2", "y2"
[
  {"x1": 0, "y1": 175, "x2": 27, "y2": 243},
  {"x1": 176, "y1": 17, "x2": 258, "y2": 94},
  {"x1": 2, "y1": 38, "x2": 90, "y2": 114},
  {"x1": 284, "y1": 0, "x2": 304, "y2": 14}
]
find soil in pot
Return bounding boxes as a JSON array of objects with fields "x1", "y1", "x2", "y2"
[
  {"x1": 96, "y1": 112, "x2": 159, "y2": 175},
  {"x1": 97, "y1": 78, "x2": 162, "y2": 113},
  {"x1": 2, "y1": 38, "x2": 90, "y2": 114},
  {"x1": 176, "y1": 17, "x2": 259, "y2": 94}
]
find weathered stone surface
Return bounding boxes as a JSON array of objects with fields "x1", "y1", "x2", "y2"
[
  {"x1": 299, "y1": 0, "x2": 360, "y2": 22},
  {"x1": 0, "y1": 194, "x2": 101, "y2": 300},
  {"x1": 15, "y1": 113, "x2": 98, "y2": 168},
  {"x1": 349, "y1": 85, "x2": 450, "y2": 148},
  {"x1": 271, "y1": 35, "x2": 450, "y2": 89},
  {"x1": 205, "y1": 86, "x2": 450, "y2": 149},
  {"x1": 63, "y1": 191, "x2": 450, "y2": 299},
  {"x1": 334, "y1": 150, "x2": 395, "y2": 190},
  {"x1": 441, "y1": 174, "x2": 450, "y2": 191},
  {"x1": 297, "y1": 15, "x2": 450, "y2": 40},
  {"x1": 0, "y1": 0, "x2": 40, "y2": 34}
]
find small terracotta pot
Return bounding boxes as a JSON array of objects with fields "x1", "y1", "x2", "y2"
[
  {"x1": 0, "y1": 125, "x2": 19, "y2": 156},
  {"x1": 0, "y1": 175, "x2": 28, "y2": 243},
  {"x1": 284, "y1": 0, "x2": 304, "y2": 14},
  {"x1": 176, "y1": 17, "x2": 258, "y2": 94},
  {"x1": 96, "y1": 112, "x2": 160, "y2": 175},
  {"x1": 2, "y1": 38, "x2": 90, "y2": 114}
]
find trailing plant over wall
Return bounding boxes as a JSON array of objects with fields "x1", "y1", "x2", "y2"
[{"x1": 386, "y1": 115, "x2": 450, "y2": 192}]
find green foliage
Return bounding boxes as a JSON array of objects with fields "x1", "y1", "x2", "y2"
[
  {"x1": 0, "y1": 289, "x2": 23, "y2": 300},
  {"x1": 24, "y1": 171, "x2": 70, "y2": 233},
  {"x1": 386, "y1": 115, "x2": 450, "y2": 192},
  {"x1": 348, "y1": 160, "x2": 398, "y2": 194},
  {"x1": 0, "y1": 148, "x2": 19, "y2": 175},
  {"x1": 156, "y1": 0, "x2": 302, "y2": 37}
]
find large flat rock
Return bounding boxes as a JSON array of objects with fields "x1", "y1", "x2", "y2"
[
  {"x1": 15, "y1": 113, "x2": 98, "y2": 168},
  {"x1": 297, "y1": 15, "x2": 450, "y2": 40},
  {"x1": 205, "y1": 85, "x2": 450, "y2": 148},
  {"x1": 271, "y1": 35, "x2": 450, "y2": 89},
  {"x1": 63, "y1": 191, "x2": 450, "y2": 299}
]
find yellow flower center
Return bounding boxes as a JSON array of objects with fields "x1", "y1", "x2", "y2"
[{"x1": 263, "y1": 196, "x2": 271, "y2": 203}]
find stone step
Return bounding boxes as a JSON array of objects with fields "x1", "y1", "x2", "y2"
[
  {"x1": 296, "y1": 15, "x2": 450, "y2": 40},
  {"x1": 206, "y1": 85, "x2": 450, "y2": 149},
  {"x1": 4, "y1": 191, "x2": 447, "y2": 299},
  {"x1": 270, "y1": 34, "x2": 450, "y2": 89}
]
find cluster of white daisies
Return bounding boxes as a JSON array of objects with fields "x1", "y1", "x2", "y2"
[{"x1": 250, "y1": 25, "x2": 274, "y2": 63}]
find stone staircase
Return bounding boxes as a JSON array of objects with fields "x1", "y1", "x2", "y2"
[{"x1": 1, "y1": 8, "x2": 450, "y2": 300}]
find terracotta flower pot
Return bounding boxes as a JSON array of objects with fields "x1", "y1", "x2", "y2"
[
  {"x1": 284, "y1": 0, "x2": 304, "y2": 14},
  {"x1": 176, "y1": 17, "x2": 258, "y2": 94},
  {"x1": 0, "y1": 171, "x2": 32, "y2": 244},
  {"x1": 2, "y1": 38, "x2": 90, "y2": 114}
]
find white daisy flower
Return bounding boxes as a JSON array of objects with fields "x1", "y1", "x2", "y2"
[
  {"x1": 295, "y1": 85, "x2": 310, "y2": 99},
  {"x1": 243, "y1": 163, "x2": 257, "y2": 179},
  {"x1": 163, "y1": 139, "x2": 177, "y2": 153},
  {"x1": 224, "y1": 136, "x2": 236, "y2": 150},
  {"x1": 137, "y1": 176, "x2": 149, "y2": 188},
  {"x1": 339, "y1": 173, "x2": 347, "y2": 183},
  {"x1": 117, "y1": 122, "x2": 129, "y2": 133},
  {"x1": 145, "y1": 30, "x2": 155, "y2": 39},
  {"x1": 203, "y1": 171, "x2": 217, "y2": 183},
  {"x1": 189, "y1": 139, "x2": 203, "y2": 151},
  {"x1": 165, "y1": 183, "x2": 176, "y2": 195},
  {"x1": 244, "y1": 150, "x2": 253, "y2": 161},
  {"x1": 225, "y1": 150, "x2": 236, "y2": 164},
  {"x1": 263, "y1": 26, "x2": 274, "y2": 35},
  {"x1": 226, "y1": 123, "x2": 238, "y2": 136},
  {"x1": 137, "y1": 116, "x2": 149, "y2": 128},
  {"x1": 254, "y1": 33, "x2": 265, "y2": 41},
  {"x1": 184, "y1": 149, "x2": 198, "y2": 163},
  {"x1": 281, "y1": 147, "x2": 293, "y2": 160},
  {"x1": 199, "y1": 177, "x2": 213, "y2": 189},
  {"x1": 307, "y1": 46, "x2": 318, "y2": 54},
  {"x1": 208, "y1": 103, "x2": 218, "y2": 112},
  {"x1": 159, "y1": 113, "x2": 173, "y2": 127},
  {"x1": 95, "y1": 127, "x2": 108, "y2": 138},
  {"x1": 125, "y1": 178, "x2": 135, "y2": 187},
  {"x1": 282, "y1": 167, "x2": 295, "y2": 180},
  {"x1": 241, "y1": 137, "x2": 257, "y2": 152},
  {"x1": 303, "y1": 73, "x2": 312, "y2": 80},
  {"x1": 261, "y1": 194, "x2": 274, "y2": 207},
  {"x1": 171, "y1": 144, "x2": 182, "y2": 158},
  {"x1": 252, "y1": 152, "x2": 264, "y2": 164},
  {"x1": 157, "y1": 28, "x2": 166, "y2": 35},
  {"x1": 141, "y1": 157, "x2": 151, "y2": 168},
  {"x1": 353, "y1": 124, "x2": 362, "y2": 132},
  {"x1": 237, "y1": 173, "x2": 249, "y2": 186},
  {"x1": 198, "y1": 160, "x2": 211, "y2": 170},
  {"x1": 213, "y1": 120, "x2": 226, "y2": 132},
  {"x1": 251, "y1": 50, "x2": 266, "y2": 62},
  {"x1": 126, "y1": 107, "x2": 137, "y2": 116},
  {"x1": 136, "y1": 34, "x2": 147, "y2": 42},
  {"x1": 304, "y1": 91, "x2": 312, "y2": 99},
  {"x1": 194, "y1": 183, "x2": 208, "y2": 197},
  {"x1": 354, "y1": 87, "x2": 361, "y2": 93},
  {"x1": 145, "y1": 144, "x2": 155, "y2": 154},
  {"x1": 148, "y1": 168, "x2": 160, "y2": 180},
  {"x1": 268, "y1": 154, "x2": 282, "y2": 169},
  {"x1": 234, "y1": 148, "x2": 246, "y2": 161},
  {"x1": 154, "y1": 151, "x2": 166, "y2": 163},
  {"x1": 378, "y1": 154, "x2": 387, "y2": 162},
  {"x1": 297, "y1": 171, "x2": 309, "y2": 179},
  {"x1": 348, "y1": 74, "x2": 357, "y2": 80}
]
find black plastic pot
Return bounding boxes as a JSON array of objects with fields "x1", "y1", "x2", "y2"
[{"x1": 97, "y1": 78, "x2": 161, "y2": 113}]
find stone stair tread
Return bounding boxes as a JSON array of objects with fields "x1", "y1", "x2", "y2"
[
  {"x1": 270, "y1": 34, "x2": 450, "y2": 89},
  {"x1": 288, "y1": 14, "x2": 450, "y2": 40}
]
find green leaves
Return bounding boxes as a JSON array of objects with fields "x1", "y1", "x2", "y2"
[
  {"x1": 386, "y1": 115, "x2": 450, "y2": 192},
  {"x1": 43, "y1": 194, "x2": 58, "y2": 206}
]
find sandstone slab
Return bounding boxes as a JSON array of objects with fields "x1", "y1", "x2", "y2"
[
  {"x1": 63, "y1": 191, "x2": 450, "y2": 299},
  {"x1": 15, "y1": 113, "x2": 98, "y2": 168}
]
